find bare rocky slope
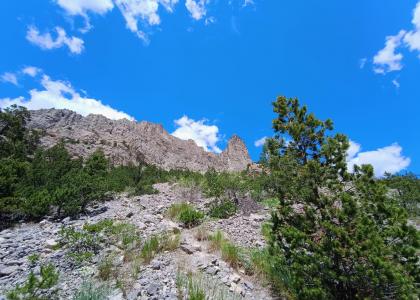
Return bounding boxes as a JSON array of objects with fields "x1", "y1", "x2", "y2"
[
  {"x1": 0, "y1": 183, "x2": 274, "y2": 300},
  {"x1": 27, "y1": 109, "x2": 252, "y2": 172}
]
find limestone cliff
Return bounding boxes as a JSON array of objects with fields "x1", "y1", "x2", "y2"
[{"x1": 28, "y1": 109, "x2": 252, "y2": 172}]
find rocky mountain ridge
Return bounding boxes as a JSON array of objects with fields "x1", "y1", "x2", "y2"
[{"x1": 27, "y1": 109, "x2": 252, "y2": 172}]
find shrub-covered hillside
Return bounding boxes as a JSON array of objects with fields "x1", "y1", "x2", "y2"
[{"x1": 0, "y1": 100, "x2": 419, "y2": 299}]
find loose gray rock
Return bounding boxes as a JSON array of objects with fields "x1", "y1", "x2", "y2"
[
  {"x1": 151, "y1": 260, "x2": 161, "y2": 270},
  {"x1": 180, "y1": 244, "x2": 196, "y2": 255},
  {"x1": 147, "y1": 283, "x2": 159, "y2": 296},
  {"x1": 0, "y1": 265, "x2": 19, "y2": 276}
]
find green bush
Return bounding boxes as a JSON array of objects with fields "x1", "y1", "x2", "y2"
[
  {"x1": 167, "y1": 202, "x2": 204, "y2": 228},
  {"x1": 109, "y1": 222, "x2": 141, "y2": 250},
  {"x1": 250, "y1": 248, "x2": 292, "y2": 295},
  {"x1": 83, "y1": 219, "x2": 114, "y2": 233},
  {"x1": 166, "y1": 202, "x2": 190, "y2": 219},
  {"x1": 178, "y1": 208, "x2": 204, "y2": 228},
  {"x1": 203, "y1": 169, "x2": 226, "y2": 198},
  {"x1": 59, "y1": 226, "x2": 101, "y2": 263},
  {"x1": 260, "y1": 197, "x2": 280, "y2": 209},
  {"x1": 7, "y1": 263, "x2": 59, "y2": 300},
  {"x1": 208, "y1": 199, "x2": 237, "y2": 219}
]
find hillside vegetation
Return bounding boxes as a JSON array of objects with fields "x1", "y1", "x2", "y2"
[{"x1": 0, "y1": 99, "x2": 419, "y2": 299}]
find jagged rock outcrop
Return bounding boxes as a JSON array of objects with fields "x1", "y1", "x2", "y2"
[{"x1": 27, "y1": 109, "x2": 252, "y2": 172}]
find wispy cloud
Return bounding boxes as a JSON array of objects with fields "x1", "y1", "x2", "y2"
[
  {"x1": 243, "y1": 0, "x2": 254, "y2": 7},
  {"x1": 373, "y1": 31, "x2": 405, "y2": 74},
  {"x1": 254, "y1": 136, "x2": 267, "y2": 147},
  {"x1": 26, "y1": 26, "x2": 84, "y2": 54},
  {"x1": 56, "y1": 0, "x2": 114, "y2": 15},
  {"x1": 51, "y1": 0, "x2": 251, "y2": 42},
  {"x1": 392, "y1": 79, "x2": 400, "y2": 89},
  {"x1": 114, "y1": 0, "x2": 179, "y2": 42},
  {"x1": 1, "y1": 66, "x2": 43, "y2": 86},
  {"x1": 55, "y1": 0, "x2": 115, "y2": 31},
  {"x1": 1, "y1": 72, "x2": 18, "y2": 85},
  {"x1": 185, "y1": 0, "x2": 208, "y2": 20},
  {"x1": 22, "y1": 66, "x2": 42, "y2": 77},
  {"x1": 359, "y1": 58, "x2": 367, "y2": 69}
]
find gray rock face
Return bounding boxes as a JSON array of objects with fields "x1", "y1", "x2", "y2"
[{"x1": 27, "y1": 109, "x2": 251, "y2": 172}]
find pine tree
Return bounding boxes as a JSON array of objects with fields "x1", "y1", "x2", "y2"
[{"x1": 267, "y1": 96, "x2": 419, "y2": 299}]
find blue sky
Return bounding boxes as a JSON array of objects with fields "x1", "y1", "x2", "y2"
[{"x1": 0, "y1": 0, "x2": 419, "y2": 176}]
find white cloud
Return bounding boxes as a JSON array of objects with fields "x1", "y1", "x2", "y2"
[
  {"x1": 413, "y1": 1, "x2": 420, "y2": 27},
  {"x1": 254, "y1": 136, "x2": 267, "y2": 147},
  {"x1": 404, "y1": 2, "x2": 420, "y2": 53},
  {"x1": 22, "y1": 66, "x2": 42, "y2": 77},
  {"x1": 172, "y1": 115, "x2": 222, "y2": 153},
  {"x1": 56, "y1": 0, "x2": 114, "y2": 15},
  {"x1": 1, "y1": 72, "x2": 18, "y2": 85},
  {"x1": 243, "y1": 0, "x2": 254, "y2": 7},
  {"x1": 373, "y1": 30, "x2": 406, "y2": 74},
  {"x1": 55, "y1": 0, "x2": 114, "y2": 32},
  {"x1": 404, "y1": 30, "x2": 420, "y2": 52},
  {"x1": 0, "y1": 75, "x2": 134, "y2": 121},
  {"x1": 359, "y1": 58, "x2": 367, "y2": 69},
  {"x1": 48, "y1": 0, "x2": 249, "y2": 42},
  {"x1": 26, "y1": 26, "x2": 85, "y2": 54},
  {"x1": 346, "y1": 140, "x2": 361, "y2": 160},
  {"x1": 1, "y1": 67, "x2": 43, "y2": 86},
  {"x1": 346, "y1": 140, "x2": 411, "y2": 177},
  {"x1": 392, "y1": 79, "x2": 400, "y2": 89},
  {"x1": 114, "y1": 0, "x2": 179, "y2": 41},
  {"x1": 50, "y1": 0, "x2": 250, "y2": 42},
  {"x1": 372, "y1": 1, "x2": 420, "y2": 75},
  {"x1": 185, "y1": 0, "x2": 208, "y2": 20}
]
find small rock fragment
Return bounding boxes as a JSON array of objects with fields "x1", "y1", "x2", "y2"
[
  {"x1": 180, "y1": 244, "x2": 195, "y2": 254},
  {"x1": 0, "y1": 265, "x2": 20, "y2": 276},
  {"x1": 230, "y1": 273, "x2": 241, "y2": 284},
  {"x1": 45, "y1": 239, "x2": 58, "y2": 249}
]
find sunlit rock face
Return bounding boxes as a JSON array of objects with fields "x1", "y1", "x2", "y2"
[{"x1": 28, "y1": 109, "x2": 252, "y2": 172}]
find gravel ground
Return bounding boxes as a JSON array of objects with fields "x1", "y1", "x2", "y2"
[{"x1": 0, "y1": 183, "x2": 275, "y2": 300}]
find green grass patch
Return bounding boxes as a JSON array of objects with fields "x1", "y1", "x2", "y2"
[
  {"x1": 73, "y1": 280, "x2": 111, "y2": 300},
  {"x1": 261, "y1": 197, "x2": 280, "y2": 209},
  {"x1": 167, "y1": 203, "x2": 204, "y2": 228},
  {"x1": 140, "y1": 235, "x2": 160, "y2": 263}
]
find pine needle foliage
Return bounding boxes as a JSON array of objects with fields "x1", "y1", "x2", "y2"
[{"x1": 265, "y1": 96, "x2": 419, "y2": 299}]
